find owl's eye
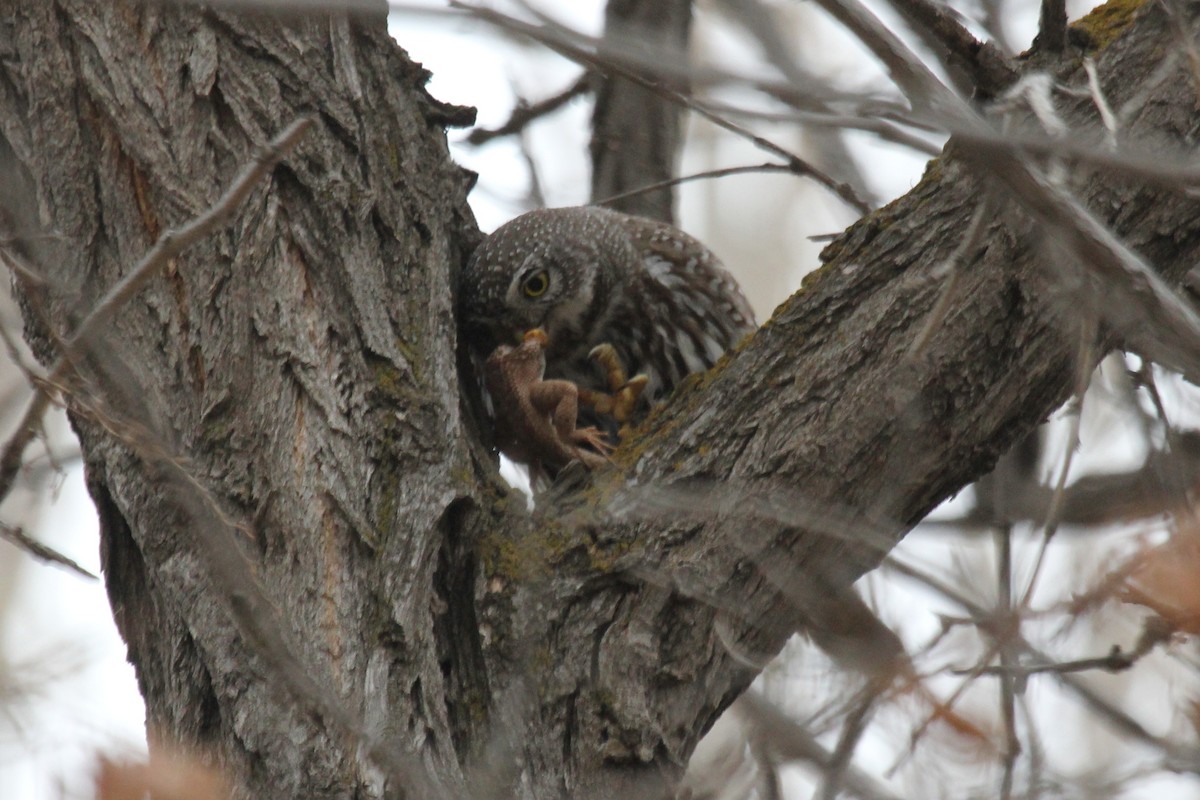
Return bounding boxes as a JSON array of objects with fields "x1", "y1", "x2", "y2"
[{"x1": 521, "y1": 269, "x2": 550, "y2": 298}]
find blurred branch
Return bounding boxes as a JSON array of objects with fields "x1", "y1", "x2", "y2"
[
  {"x1": 466, "y1": 73, "x2": 590, "y2": 146},
  {"x1": 0, "y1": 523, "x2": 96, "y2": 579},
  {"x1": 885, "y1": 0, "x2": 1018, "y2": 97},
  {"x1": 884, "y1": 556, "x2": 1196, "y2": 770},
  {"x1": 676, "y1": 92, "x2": 877, "y2": 212},
  {"x1": 458, "y1": 0, "x2": 888, "y2": 214},
  {"x1": 807, "y1": 0, "x2": 962, "y2": 118},
  {"x1": 920, "y1": 430, "x2": 1200, "y2": 531},
  {"x1": 957, "y1": 617, "x2": 1174, "y2": 679},
  {"x1": 1038, "y1": 0, "x2": 1068, "y2": 54},
  {"x1": 597, "y1": 161, "x2": 872, "y2": 215},
  {"x1": 977, "y1": 0, "x2": 1015, "y2": 53},
  {"x1": 717, "y1": 101, "x2": 943, "y2": 156},
  {"x1": 711, "y1": 0, "x2": 883, "y2": 208},
  {"x1": 738, "y1": 693, "x2": 904, "y2": 800}
]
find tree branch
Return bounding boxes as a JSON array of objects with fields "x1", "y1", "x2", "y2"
[
  {"x1": 476, "y1": 4, "x2": 1200, "y2": 793},
  {"x1": 466, "y1": 74, "x2": 590, "y2": 146},
  {"x1": 885, "y1": 0, "x2": 1019, "y2": 97}
]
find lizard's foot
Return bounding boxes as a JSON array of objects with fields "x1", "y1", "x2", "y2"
[
  {"x1": 584, "y1": 344, "x2": 649, "y2": 427},
  {"x1": 572, "y1": 425, "x2": 614, "y2": 456}
]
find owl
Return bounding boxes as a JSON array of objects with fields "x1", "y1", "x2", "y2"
[{"x1": 459, "y1": 206, "x2": 756, "y2": 435}]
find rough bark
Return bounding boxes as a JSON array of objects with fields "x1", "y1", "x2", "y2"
[
  {"x1": 0, "y1": 1, "x2": 1195, "y2": 800},
  {"x1": 590, "y1": 0, "x2": 692, "y2": 222},
  {"x1": 0, "y1": 1, "x2": 486, "y2": 796}
]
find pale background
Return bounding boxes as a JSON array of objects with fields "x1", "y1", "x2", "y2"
[{"x1": 4, "y1": 1, "x2": 1192, "y2": 798}]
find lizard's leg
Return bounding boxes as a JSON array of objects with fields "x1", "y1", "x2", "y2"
[{"x1": 531, "y1": 379, "x2": 612, "y2": 465}]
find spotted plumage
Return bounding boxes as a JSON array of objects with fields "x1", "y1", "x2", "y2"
[{"x1": 459, "y1": 206, "x2": 756, "y2": 432}]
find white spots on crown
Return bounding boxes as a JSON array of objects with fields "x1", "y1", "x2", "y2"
[{"x1": 644, "y1": 254, "x2": 673, "y2": 279}]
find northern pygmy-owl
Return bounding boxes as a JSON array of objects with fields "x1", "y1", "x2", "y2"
[{"x1": 459, "y1": 206, "x2": 756, "y2": 426}]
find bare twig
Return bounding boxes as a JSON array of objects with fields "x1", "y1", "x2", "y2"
[
  {"x1": 718, "y1": 100, "x2": 943, "y2": 156},
  {"x1": 883, "y1": 556, "x2": 1192, "y2": 767},
  {"x1": 1019, "y1": 361, "x2": 1090, "y2": 609},
  {"x1": 738, "y1": 693, "x2": 904, "y2": 800},
  {"x1": 453, "y1": 1, "x2": 886, "y2": 211},
  {"x1": 996, "y1": 520, "x2": 1018, "y2": 800},
  {"x1": 805, "y1": 0, "x2": 964, "y2": 119},
  {"x1": 0, "y1": 522, "x2": 96, "y2": 579},
  {"x1": 1038, "y1": 0, "x2": 1068, "y2": 54},
  {"x1": 817, "y1": 690, "x2": 877, "y2": 800},
  {"x1": 976, "y1": 0, "x2": 1015, "y2": 54},
  {"x1": 709, "y1": 0, "x2": 882, "y2": 204},
  {"x1": 466, "y1": 74, "x2": 590, "y2": 146},
  {"x1": 518, "y1": 129, "x2": 548, "y2": 210},
  {"x1": 884, "y1": 0, "x2": 1018, "y2": 97},
  {"x1": 672, "y1": 93, "x2": 876, "y2": 213},
  {"x1": 596, "y1": 161, "x2": 870, "y2": 215},
  {"x1": 953, "y1": 630, "x2": 1169, "y2": 679}
]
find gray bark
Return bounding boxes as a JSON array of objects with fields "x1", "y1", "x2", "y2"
[{"x1": 0, "y1": 1, "x2": 1194, "y2": 799}]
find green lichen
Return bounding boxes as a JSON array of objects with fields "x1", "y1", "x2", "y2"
[
  {"x1": 478, "y1": 498, "x2": 640, "y2": 580},
  {"x1": 371, "y1": 467, "x2": 399, "y2": 543},
  {"x1": 479, "y1": 516, "x2": 576, "y2": 580},
  {"x1": 1074, "y1": 0, "x2": 1144, "y2": 53}
]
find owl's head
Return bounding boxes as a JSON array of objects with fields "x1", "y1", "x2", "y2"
[{"x1": 459, "y1": 207, "x2": 636, "y2": 357}]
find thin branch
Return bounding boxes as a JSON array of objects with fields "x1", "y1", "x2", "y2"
[
  {"x1": 466, "y1": 74, "x2": 590, "y2": 146},
  {"x1": 518, "y1": 129, "x2": 548, "y2": 210},
  {"x1": 953, "y1": 632, "x2": 1169, "y2": 679},
  {"x1": 597, "y1": 161, "x2": 871, "y2": 215},
  {"x1": 0, "y1": 116, "x2": 314, "y2": 505},
  {"x1": 738, "y1": 693, "x2": 905, "y2": 800},
  {"x1": 0, "y1": 522, "x2": 96, "y2": 579},
  {"x1": 451, "y1": 1, "x2": 896, "y2": 211},
  {"x1": 883, "y1": 557, "x2": 1192, "y2": 766},
  {"x1": 1038, "y1": 0, "x2": 1068, "y2": 54},
  {"x1": 709, "y1": 0, "x2": 882, "y2": 203},
  {"x1": 996, "y1": 519, "x2": 1020, "y2": 800},
  {"x1": 804, "y1": 0, "x2": 965, "y2": 120},
  {"x1": 1019, "y1": 374, "x2": 1088, "y2": 609},
  {"x1": 727, "y1": 101, "x2": 944, "y2": 156},
  {"x1": 884, "y1": 0, "x2": 1018, "y2": 97},
  {"x1": 817, "y1": 690, "x2": 878, "y2": 800}
]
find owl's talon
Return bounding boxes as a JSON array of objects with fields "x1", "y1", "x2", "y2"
[
  {"x1": 612, "y1": 374, "x2": 648, "y2": 426},
  {"x1": 582, "y1": 344, "x2": 648, "y2": 429},
  {"x1": 588, "y1": 343, "x2": 627, "y2": 393}
]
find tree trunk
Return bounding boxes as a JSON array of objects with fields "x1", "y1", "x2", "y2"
[
  {"x1": 590, "y1": 0, "x2": 692, "y2": 222},
  {"x1": 0, "y1": 2, "x2": 485, "y2": 796},
  {"x1": 0, "y1": 1, "x2": 1195, "y2": 799}
]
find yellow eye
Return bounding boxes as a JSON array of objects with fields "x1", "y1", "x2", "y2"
[{"x1": 521, "y1": 270, "x2": 550, "y2": 298}]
